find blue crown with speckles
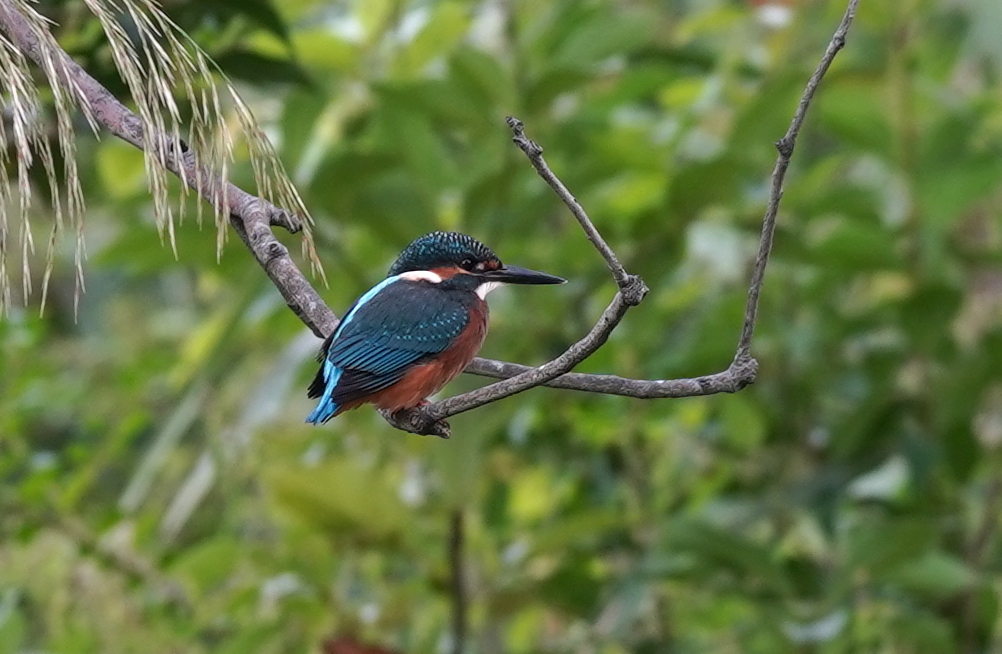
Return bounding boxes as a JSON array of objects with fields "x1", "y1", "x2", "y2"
[{"x1": 388, "y1": 232, "x2": 498, "y2": 276}]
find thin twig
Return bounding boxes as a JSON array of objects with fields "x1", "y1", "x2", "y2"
[
  {"x1": 506, "y1": 116, "x2": 634, "y2": 292},
  {"x1": 464, "y1": 356, "x2": 758, "y2": 398},
  {"x1": 735, "y1": 0, "x2": 859, "y2": 360},
  {"x1": 449, "y1": 509, "x2": 467, "y2": 654}
]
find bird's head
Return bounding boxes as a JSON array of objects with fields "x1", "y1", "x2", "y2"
[{"x1": 388, "y1": 231, "x2": 565, "y2": 296}]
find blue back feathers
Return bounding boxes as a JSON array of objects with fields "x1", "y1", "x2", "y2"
[{"x1": 305, "y1": 275, "x2": 475, "y2": 424}]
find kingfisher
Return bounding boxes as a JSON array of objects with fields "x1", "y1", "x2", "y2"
[{"x1": 306, "y1": 231, "x2": 565, "y2": 424}]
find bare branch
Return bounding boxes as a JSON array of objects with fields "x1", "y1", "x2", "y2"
[
  {"x1": 0, "y1": 0, "x2": 338, "y2": 338},
  {"x1": 505, "y1": 116, "x2": 634, "y2": 293},
  {"x1": 735, "y1": 0, "x2": 860, "y2": 359},
  {"x1": 465, "y1": 356, "x2": 758, "y2": 398},
  {"x1": 0, "y1": 0, "x2": 860, "y2": 438}
]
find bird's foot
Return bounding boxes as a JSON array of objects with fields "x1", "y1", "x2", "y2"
[{"x1": 378, "y1": 406, "x2": 452, "y2": 439}]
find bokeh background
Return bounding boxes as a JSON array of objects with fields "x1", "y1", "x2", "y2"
[{"x1": 5, "y1": 0, "x2": 1002, "y2": 651}]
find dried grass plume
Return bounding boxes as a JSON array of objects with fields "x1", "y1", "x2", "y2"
[{"x1": 0, "y1": 0, "x2": 315, "y2": 315}]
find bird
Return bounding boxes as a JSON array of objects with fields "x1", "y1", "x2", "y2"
[{"x1": 306, "y1": 231, "x2": 565, "y2": 424}]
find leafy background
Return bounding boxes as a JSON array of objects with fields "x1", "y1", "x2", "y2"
[{"x1": 5, "y1": 0, "x2": 1002, "y2": 652}]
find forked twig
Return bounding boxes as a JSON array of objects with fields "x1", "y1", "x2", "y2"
[
  {"x1": 388, "y1": 0, "x2": 860, "y2": 436},
  {"x1": 506, "y1": 116, "x2": 635, "y2": 292},
  {"x1": 735, "y1": 0, "x2": 859, "y2": 360}
]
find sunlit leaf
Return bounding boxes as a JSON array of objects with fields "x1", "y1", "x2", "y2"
[{"x1": 267, "y1": 459, "x2": 411, "y2": 547}]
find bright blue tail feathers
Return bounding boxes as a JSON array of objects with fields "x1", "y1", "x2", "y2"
[
  {"x1": 305, "y1": 398, "x2": 338, "y2": 424},
  {"x1": 306, "y1": 363, "x2": 342, "y2": 424}
]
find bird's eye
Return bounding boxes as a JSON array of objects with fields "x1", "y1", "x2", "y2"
[{"x1": 460, "y1": 258, "x2": 475, "y2": 271}]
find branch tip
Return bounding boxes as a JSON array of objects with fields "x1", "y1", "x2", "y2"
[{"x1": 506, "y1": 114, "x2": 543, "y2": 156}]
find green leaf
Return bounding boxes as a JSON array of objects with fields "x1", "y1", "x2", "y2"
[
  {"x1": 887, "y1": 551, "x2": 977, "y2": 599},
  {"x1": 449, "y1": 47, "x2": 514, "y2": 113},
  {"x1": 169, "y1": 537, "x2": 243, "y2": 595},
  {"x1": 173, "y1": 0, "x2": 292, "y2": 43},
  {"x1": 539, "y1": 553, "x2": 603, "y2": 617},
  {"x1": 97, "y1": 141, "x2": 146, "y2": 199},
  {"x1": 718, "y1": 394, "x2": 766, "y2": 453},
  {"x1": 805, "y1": 215, "x2": 901, "y2": 271},
  {"x1": 267, "y1": 459, "x2": 410, "y2": 547},
  {"x1": 664, "y1": 519, "x2": 790, "y2": 594},
  {"x1": 667, "y1": 158, "x2": 743, "y2": 218},
  {"x1": 214, "y1": 49, "x2": 314, "y2": 87},
  {"x1": 218, "y1": 625, "x2": 282, "y2": 654},
  {"x1": 0, "y1": 591, "x2": 25, "y2": 654},
  {"x1": 552, "y1": 10, "x2": 655, "y2": 69},
  {"x1": 898, "y1": 283, "x2": 961, "y2": 353},
  {"x1": 217, "y1": 0, "x2": 291, "y2": 42},
  {"x1": 818, "y1": 77, "x2": 893, "y2": 156},
  {"x1": 845, "y1": 517, "x2": 936, "y2": 574},
  {"x1": 292, "y1": 30, "x2": 361, "y2": 73},
  {"x1": 358, "y1": 0, "x2": 394, "y2": 43},
  {"x1": 280, "y1": 88, "x2": 328, "y2": 169},
  {"x1": 376, "y1": 99, "x2": 456, "y2": 194},
  {"x1": 529, "y1": 510, "x2": 624, "y2": 554},
  {"x1": 591, "y1": 171, "x2": 666, "y2": 222},
  {"x1": 394, "y1": 2, "x2": 470, "y2": 79}
]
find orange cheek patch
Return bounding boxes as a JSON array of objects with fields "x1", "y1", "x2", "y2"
[{"x1": 430, "y1": 267, "x2": 463, "y2": 280}]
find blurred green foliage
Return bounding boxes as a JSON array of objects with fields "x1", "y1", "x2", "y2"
[{"x1": 5, "y1": 0, "x2": 1002, "y2": 652}]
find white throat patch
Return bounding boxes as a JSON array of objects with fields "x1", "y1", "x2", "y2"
[
  {"x1": 476, "y1": 281, "x2": 504, "y2": 299},
  {"x1": 399, "y1": 270, "x2": 443, "y2": 283}
]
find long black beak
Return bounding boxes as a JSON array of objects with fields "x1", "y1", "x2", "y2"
[{"x1": 484, "y1": 264, "x2": 566, "y2": 285}]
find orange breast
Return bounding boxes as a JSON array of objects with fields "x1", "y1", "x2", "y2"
[{"x1": 367, "y1": 300, "x2": 489, "y2": 413}]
